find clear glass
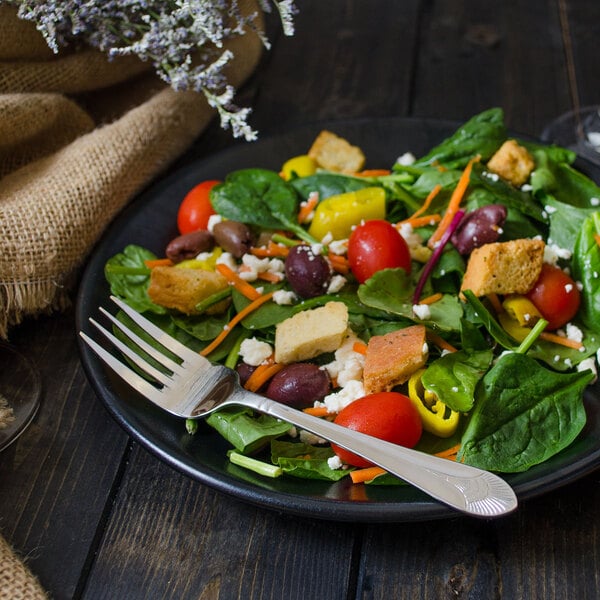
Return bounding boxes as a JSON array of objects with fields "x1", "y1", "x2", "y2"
[
  {"x1": 0, "y1": 342, "x2": 42, "y2": 452},
  {"x1": 541, "y1": 105, "x2": 600, "y2": 165}
]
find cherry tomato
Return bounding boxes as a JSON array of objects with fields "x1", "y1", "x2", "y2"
[
  {"x1": 347, "y1": 220, "x2": 411, "y2": 283},
  {"x1": 177, "y1": 180, "x2": 220, "y2": 234},
  {"x1": 331, "y1": 392, "x2": 422, "y2": 468},
  {"x1": 525, "y1": 263, "x2": 581, "y2": 331}
]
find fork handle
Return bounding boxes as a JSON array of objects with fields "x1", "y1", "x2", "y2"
[{"x1": 228, "y1": 389, "x2": 517, "y2": 518}]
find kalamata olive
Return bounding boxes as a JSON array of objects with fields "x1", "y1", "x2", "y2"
[
  {"x1": 265, "y1": 363, "x2": 331, "y2": 408},
  {"x1": 212, "y1": 221, "x2": 254, "y2": 258},
  {"x1": 285, "y1": 245, "x2": 331, "y2": 298},
  {"x1": 165, "y1": 230, "x2": 214, "y2": 263},
  {"x1": 451, "y1": 204, "x2": 507, "y2": 255},
  {"x1": 236, "y1": 362, "x2": 256, "y2": 386}
]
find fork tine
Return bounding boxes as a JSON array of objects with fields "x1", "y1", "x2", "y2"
[
  {"x1": 80, "y1": 331, "x2": 167, "y2": 404},
  {"x1": 98, "y1": 308, "x2": 182, "y2": 376},
  {"x1": 89, "y1": 316, "x2": 173, "y2": 386},
  {"x1": 110, "y1": 296, "x2": 202, "y2": 365}
]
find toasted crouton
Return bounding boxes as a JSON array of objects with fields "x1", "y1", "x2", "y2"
[
  {"x1": 460, "y1": 238, "x2": 545, "y2": 298},
  {"x1": 274, "y1": 301, "x2": 349, "y2": 364},
  {"x1": 362, "y1": 325, "x2": 428, "y2": 395},
  {"x1": 308, "y1": 130, "x2": 366, "y2": 174},
  {"x1": 487, "y1": 139, "x2": 535, "y2": 187},
  {"x1": 147, "y1": 266, "x2": 229, "y2": 315}
]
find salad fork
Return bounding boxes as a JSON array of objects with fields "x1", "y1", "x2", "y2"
[{"x1": 80, "y1": 295, "x2": 518, "y2": 518}]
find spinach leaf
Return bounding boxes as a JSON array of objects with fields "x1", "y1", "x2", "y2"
[
  {"x1": 421, "y1": 349, "x2": 493, "y2": 412},
  {"x1": 290, "y1": 172, "x2": 371, "y2": 200},
  {"x1": 105, "y1": 245, "x2": 166, "y2": 314},
  {"x1": 210, "y1": 169, "x2": 316, "y2": 243},
  {"x1": 545, "y1": 197, "x2": 597, "y2": 251},
  {"x1": 271, "y1": 440, "x2": 349, "y2": 481},
  {"x1": 206, "y1": 407, "x2": 292, "y2": 454},
  {"x1": 414, "y1": 108, "x2": 507, "y2": 169},
  {"x1": 458, "y1": 352, "x2": 593, "y2": 472},
  {"x1": 573, "y1": 212, "x2": 600, "y2": 333}
]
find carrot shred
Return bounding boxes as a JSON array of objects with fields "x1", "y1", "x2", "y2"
[
  {"x1": 352, "y1": 341, "x2": 368, "y2": 355},
  {"x1": 427, "y1": 156, "x2": 480, "y2": 249},
  {"x1": 426, "y1": 331, "x2": 458, "y2": 354},
  {"x1": 249, "y1": 241, "x2": 290, "y2": 258},
  {"x1": 435, "y1": 443, "x2": 461, "y2": 458},
  {"x1": 407, "y1": 184, "x2": 442, "y2": 221},
  {"x1": 418, "y1": 292, "x2": 443, "y2": 306},
  {"x1": 200, "y1": 291, "x2": 275, "y2": 357},
  {"x1": 244, "y1": 362, "x2": 284, "y2": 392},
  {"x1": 215, "y1": 263, "x2": 261, "y2": 301},
  {"x1": 144, "y1": 258, "x2": 173, "y2": 268},
  {"x1": 303, "y1": 406, "x2": 331, "y2": 417},
  {"x1": 297, "y1": 194, "x2": 319, "y2": 224},
  {"x1": 350, "y1": 466, "x2": 387, "y2": 484},
  {"x1": 594, "y1": 233, "x2": 600, "y2": 248},
  {"x1": 539, "y1": 331, "x2": 584, "y2": 350},
  {"x1": 400, "y1": 214, "x2": 442, "y2": 229},
  {"x1": 328, "y1": 252, "x2": 350, "y2": 274},
  {"x1": 257, "y1": 271, "x2": 284, "y2": 283},
  {"x1": 353, "y1": 169, "x2": 392, "y2": 177},
  {"x1": 486, "y1": 293, "x2": 504, "y2": 315}
]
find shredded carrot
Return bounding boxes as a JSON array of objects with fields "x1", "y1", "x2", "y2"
[
  {"x1": 539, "y1": 331, "x2": 584, "y2": 350},
  {"x1": 427, "y1": 156, "x2": 480, "y2": 249},
  {"x1": 215, "y1": 263, "x2": 261, "y2": 301},
  {"x1": 486, "y1": 293, "x2": 504, "y2": 315},
  {"x1": 435, "y1": 443, "x2": 461, "y2": 459},
  {"x1": 353, "y1": 169, "x2": 392, "y2": 177},
  {"x1": 244, "y1": 362, "x2": 284, "y2": 392},
  {"x1": 144, "y1": 258, "x2": 173, "y2": 268},
  {"x1": 352, "y1": 341, "x2": 368, "y2": 355},
  {"x1": 249, "y1": 242, "x2": 290, "y2": 258},
  {"x1": 427, "y1": 331, "x2": 458, "y2": 354},
  {"x1": 303, "y1": 406, "x2": 331, "y2": 417},
  {"x1": 418, "y1": 292, "x2": 443, "y2": 306},
  {"x1": 594, "y1": 233, "x2": 600, "y2": 248},
  {"x1": 328, "y1": 252, "x2": 350, "y2": 274},
  {"x1": 256, "y1": 271, "x2": 284, "y2": 283},
  {"x1": 297, "y1": 194, "x2": 319, "y2": 224},
  {"x1": 350, "y1": 466, "x2": 387, "y2": 484},
  {"x1": 407, "y1": 184, "x2": 442, "y2": 221},
  {"x1": 200, "y1": 291, "x2": 275, "y2": 357},
  {"x1": 400, "y1": 214, "x2": 442, "y2": 229}
]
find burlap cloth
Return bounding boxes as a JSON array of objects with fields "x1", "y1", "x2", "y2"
[{"x1": 0, "y1": 3, "x2": 263, "y2": 598}]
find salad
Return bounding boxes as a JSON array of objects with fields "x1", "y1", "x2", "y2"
[{"x1": 105, "y1": 108, "x2": 600, "y2": 486}]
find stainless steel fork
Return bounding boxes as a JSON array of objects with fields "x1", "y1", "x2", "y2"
[{"x1": 80, "y1": 295, "x2": 518, "y2": 518}]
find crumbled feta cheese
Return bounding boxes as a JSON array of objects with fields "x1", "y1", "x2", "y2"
[
  {"x1": 239, "y1": 337, "x2": 273, "y2": 366},
  {"x1": 327, "y1": 274, "x2": 347, "y2": 294},
  {"x1": 317, "y1": 379, "x2": 365, "y2": 414},
  {"x1": 311, "y1": 243, "x2": 325, "y2": 256},
  {"x1": 327, "y1": 455, "x2": 343, "y2": 470},
  {"x1": 215, "y1": 251, "x2": 238, "y2": 270},
  {"x1": 565, "y1": 323, "x2": 584, "y2": 344},
  {"x1": 396, "y1": 152, "x2": 416, "y2": 166},
  {"x1": 272, "y1": 289, "x2": 297, "y2": 305},
  {"x1": 521, "y1": 183, "x2": 533, "y2": 192},
  {"x1": 544, "y1": 204, "x2": 557, "y2": 214},
  {"x1": 591, "y1": 197, "x2": 600, "y2": 207},
  {"x1": 483, "y1": 170, "x2": 500, "y2": 182},
  {"x1": 323, "y1": 333, "x2": 365, "y2": 387},
  {"x1": 328, "y1": 239, "x2": 348, "y2": 255},
  {"x1": 321, "y1": 232, "x2": 334, "y2": 246},
  {"x1": 412, "y1": 303, "x2": 431, "y2": 320},
  {"x1": 207, "y1": 214, "x2": 223, "y2": 232},
  {"x1": 544, "y1": 243, "x2": 572, "y2": 265},
  {"x1": 299, "y1": 430, "x2": 327, "y2": 445},
  {"x1": 577, "y1": 358, "x2": 597, "y2": 382},
  {"x1": 239, "y1": 255, "x2": 285, "y2": 282}
]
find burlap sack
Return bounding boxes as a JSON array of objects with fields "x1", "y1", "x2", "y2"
[
  {"x1": 0, "y1": 3, "x2": 263, "y2": 597},
  {"x1": 0, "y1": 3, "x2": 264, "y2": 339}
]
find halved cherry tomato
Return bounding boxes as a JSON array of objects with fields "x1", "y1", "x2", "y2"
[
  {"x1": 332, "y1": 392, "x2": 422, "y2": 467},
  {"x1": 177, "y1": 180, "x2": 221, "y2": 234},
  {"x1": 525, "y1": 263, "x2": 581, "y2": 331},
  {"x1": 347, "y1": 220, "x2": 411, "y2": 283}
]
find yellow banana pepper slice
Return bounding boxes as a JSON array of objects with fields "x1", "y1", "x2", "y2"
[
  {"x1": 408, "y1": 368, "x2": 460, "y2": 438},
  {"x1": 175, "y1": 247, "x2": 223, "y2": 271},
  {"x1": 502, "y1": 295, "x2": 543, "y2": 327},
  {"x1": 281, "y1": 155, "x2": 317, "y2": 180},
  {"x1": 308, "y1": 186, "x2": 386, "y2": 241}
]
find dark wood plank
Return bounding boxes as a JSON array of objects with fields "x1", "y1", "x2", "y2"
[
  {"x1": 0, "y1": 309, "x2": 130, "y2": 598},
  {"x1": 80, "y1": 443, "x2": 358, "y2": 600}
]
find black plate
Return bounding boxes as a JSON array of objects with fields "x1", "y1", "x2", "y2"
[{"x1": 76, "y1": 117, "x2": 600, "y2": 522}]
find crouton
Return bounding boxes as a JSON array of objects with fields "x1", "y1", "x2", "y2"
[
  {"x1": 274, "y1": 301, "x2": 349, "y2": 364},
  {"x1": 362, "y1": 325, "x2": 428, "y2": 395},
  {"x1": 460, "y1": 238, "x2": 545, "y2": 298},
  {"x1": 487, "y1": 139, "x2": 535, "y2": 187},
  {"x1": 307, "y1": 130, "x2": 366, "y2": 174},
  {"x1": 147, "y1": 266, "x2": 229, "y2": 315}
]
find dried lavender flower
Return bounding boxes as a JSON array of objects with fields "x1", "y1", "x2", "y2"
[{"x1": 5, "y1": 0, "x2": 297, "y2": 140}]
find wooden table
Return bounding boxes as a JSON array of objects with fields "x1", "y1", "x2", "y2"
[{"x1": 3, "y1": 2, "x2": 600, "y2": 598}]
